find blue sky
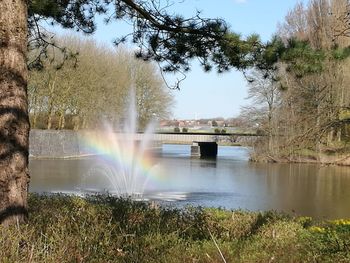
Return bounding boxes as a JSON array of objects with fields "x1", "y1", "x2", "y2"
[{"x1": 56, "y1": 0, "x2": 305, "y2": 119}]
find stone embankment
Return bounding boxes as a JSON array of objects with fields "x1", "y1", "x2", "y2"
[
  {"x1": 251, "y1": 153, "x2": 350, "y2": 166},
  {"x1": 29, "y1": 130, "x2": 88, "y2": 158}
]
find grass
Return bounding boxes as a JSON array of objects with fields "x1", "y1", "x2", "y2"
[{"x1": 1, "y1": 194, "x2": 349, "y2": 262}]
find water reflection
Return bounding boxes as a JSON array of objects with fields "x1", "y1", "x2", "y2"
[
  {"x1": 29, "y1": 145, "x2": 350, "y2": 219},
  {"x1": 249, "y1": 163, "x2": 350, "y2": 219}
]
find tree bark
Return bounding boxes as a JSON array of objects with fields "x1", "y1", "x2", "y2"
[{"x1": 0, "y1": 0, "x2": 30, "y2": 225}]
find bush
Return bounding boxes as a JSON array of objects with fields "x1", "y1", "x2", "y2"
[
  {"x1": 256, "y1": 129, "x2": 265, "y2": 135},
  {"x1": 182, "y1": 127, "x2": 188, "y2": 133},
  {"x1": 174, "y1": 127, "x2": 180, "y2": 132}
]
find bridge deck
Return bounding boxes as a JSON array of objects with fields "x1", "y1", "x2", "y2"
[{"x1": 153, "y1": 132, "x2": 260, "y2": 137}]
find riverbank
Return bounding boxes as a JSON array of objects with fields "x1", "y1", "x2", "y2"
[
  {"x1": 2, "y1": 194, "x2": 349, "y2": 262},
  {"x1": 250, "y1": 149, "x2": 350, "y2": 166}
]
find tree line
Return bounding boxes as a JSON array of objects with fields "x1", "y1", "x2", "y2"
[{"x1": 28, "y1": 36, "x2": 174, "y2": 130}]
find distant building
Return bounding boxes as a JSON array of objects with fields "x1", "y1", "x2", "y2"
[{"x1": 216, "y1": 120, "x2": 225, "y2": 127}]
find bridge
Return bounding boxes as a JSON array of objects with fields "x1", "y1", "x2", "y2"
[
  {"x1": 134, "y1": 131, "x2": 259, "y2": 143},
  {"x1": 135, "y1": 132, "x2": 260, "y2": 158},
  {"x1": 154, "y1": 131, "x2": 259, "y2": 137}
]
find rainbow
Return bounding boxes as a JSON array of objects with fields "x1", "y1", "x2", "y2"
[{"x1": 78, "y1": 130, "x2": 163, "y2": 194}]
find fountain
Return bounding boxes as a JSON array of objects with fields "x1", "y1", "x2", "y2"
[{"x1": 79, "y1": 91, "x2": 158, "y2": 198}]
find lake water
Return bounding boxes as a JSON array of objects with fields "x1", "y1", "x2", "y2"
[{"x1": 29, "y1": 144, "x2": 350, "y2": 219}]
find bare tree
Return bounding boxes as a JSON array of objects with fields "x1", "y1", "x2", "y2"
[
  {"x1": 251, "y1": 0, "x2": 350, "y2": 162},
  {"x1": 28, "y1": 36, "x2": 174, "y2": 131}
]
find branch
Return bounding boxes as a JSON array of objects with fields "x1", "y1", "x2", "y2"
[{"x1": 120, "y1": 0, "x2": 226, "y2": 37}]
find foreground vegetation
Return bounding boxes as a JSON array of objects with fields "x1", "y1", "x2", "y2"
[{"x1": 1, "y1": 194, "x2": 349, "y2": 262}]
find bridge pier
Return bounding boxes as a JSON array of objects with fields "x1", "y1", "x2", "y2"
[
  {"x1": 191, "y1": 141, "x2": 218, "y2": 158},
  {"x1": 191, "y1": 142, "x2": 200, "y2": 157}
]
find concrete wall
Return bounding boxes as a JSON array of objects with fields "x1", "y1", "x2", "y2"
[{"x1": 29, "y1": 130, "x2": 86, "y2": 158}]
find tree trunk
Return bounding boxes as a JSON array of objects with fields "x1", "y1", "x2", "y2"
[
  {"x1": 82, "y1": 116, "x2": 87, "y2": 129},
  {"x1": 47, "y1": 81, "x2": 56, "y2": 130},
  {"x1": 32, "y1": 111, "x2": 38, "y2": 129},
  {"x1": 31, "y1": 93, "x2": 38, "y2": 128},
  {"x1": 47, "y1": 111, "x2": 53, "y2": 129},
  {"x1": 58, "y1": 110, "x2": 65, "y2": 129},
  {"x1": 73, "y1": 115, "x2": 80, "y2": 130},
  {"x1": 0, "y1": 0, "x2": 30, "y2": 225}
]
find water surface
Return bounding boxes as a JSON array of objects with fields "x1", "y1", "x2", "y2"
[{"x1": 29, "y1": 144, "x2": 350, "y2": 219}]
